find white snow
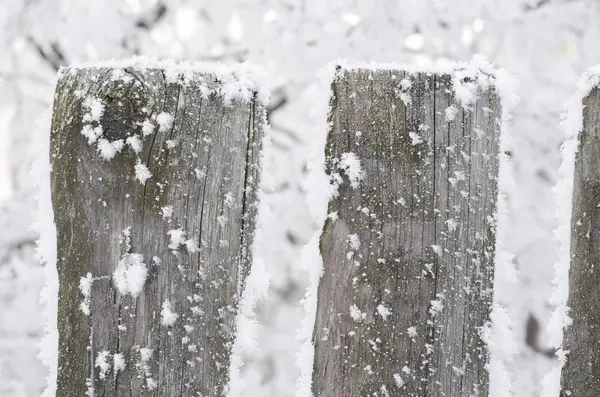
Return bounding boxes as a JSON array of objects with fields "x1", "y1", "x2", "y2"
[
  {"x1": 134, "y1": 159, "x2": 152, "y2": 184},
  {"x1": 185, "y1": 238, "x2": 200, "y2": 254},
  {"x1": 408, "y1": 131, "x2": 423, "y2": 146},
  {"x1": 429, "y1": 298, "x2": 444, "y2": 317},
  {"x1": 83, "y1": 97, "x2": 105, "y2": 122},
  {"x1": 431, "y1": 244, "x2": 443, "y2": 257},
  {"x1": 65, "y1": 57, "x2": 270, "y2": 104},
  {"x1": 407, "y1": 326, "x2": 418, "y2": 339},
  {"x1": 347, "y1": 234, "x2": 360, "y2": 250},
  {"x1": 376, "y1": 304, "x2": 391, "y2": 321},
  {"x1": 160, "y1": 299, "x2": 179, "y2": 326},
  {"x1": 94, "y1": 350, "x2": 111, "y2": 380},
  {"x1": 156, "y1": 112, "x2": 174, "y2": 133},
  {"x1": 161, "y1": 205, "x2": 173, "y2": 219},
  {"x1": 226, "y1": 121, "x2": 271, "y2": 397},
  {"x1": 338, "y1": 152, "x2": 364, "y2": 189},
  {"x1": 81, "y1": 125, "x2": 102, "y2": 144},
  {"x1": 165, "y1": 139, "x2": 178, "y2": 149},
  {"x1": 97, "y1": 138, "x2": 124, "y2": 160},
  {"x1": 138, "y1": 346, "x2": 157, "y2": 390},
  {"x1": 167, "y1": 228, "x2": 186, "y2": 251},
  {"x1": 113, "y1": 353, "x2": 125, "y2": 375},
  {"x1": 78, "y1": 273, "x2": 93, "y2": 316},
  {"x1": 142, "y1": 119, "x2": 155, "y2": 136},
  {"x1": 126, "y1": 135, "x2": 142, "y2": 153},
  {"x1": 113, "y1": 253, "x2": 148, "y2": 297},
  {"x1": 445, "y1": 104, "x2": 459, "y2": 121},
  {"x1": 393, "y1": 373, "x2": 405, "y2": 388},
  {"x1": 333, "y1": 55, "x2": 512, "y2": 111},
  {"x1": 31, "y1": 106, "x2": 59, "y2": 397},
  {"x1": 541, "y1": 66, "x2": 600, "y2": 397},
  {"x1": 349, "y1": 304, "x2": 367, "y2": 322}
]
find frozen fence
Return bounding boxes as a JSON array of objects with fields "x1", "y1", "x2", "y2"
[
  {"x1": 48, "y1": 61, "x2": 267, "y2": 397},
  {"x1": 302, "y1": 60, "x2": 513, "y2": 397}
]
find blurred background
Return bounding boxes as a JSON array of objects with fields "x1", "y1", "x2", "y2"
[{"x1": 1, "y1": 0, "x2": 599, "y2": 395}]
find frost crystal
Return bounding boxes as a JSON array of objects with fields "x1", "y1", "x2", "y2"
[
  {"x1": 97, "y1": 138, "x2": 124, "y2": 160},
  {"x1": 126, "y1": 136, "x2": 142, "y2": 153},
  {"x1": 113, "y1": 253, "x2": 148, "y2": 297},
  {"x1": 161, "y1": 205, "x2": 174, "y2": 219},
  {"x1": 157, "y1": 112, "x2": 174, "y2": 132},
  {"x1": 167, "y1": 228, "x2": 186, "y2": 251},
  {"x1": 350, "y1": 304, "x2": 367, "y2": 322},
  {"x1": 185, "y1": 238, "x2": 200, "y2": 254},
  {"x1": 83, "y1": 97, "x2": 105, "y2": 122},
  {"x1": 142, "y1": 119, "x2": 155, "y2": 136},
  {"x1": 393, "y1": 373, "x2": 405, "y2": 388},
  {"x1": 165, "y1": 139, "x2": 178, "y2": 149},
  {"x1": 134, "y1": 159, "x2": 152, "y2": 184},
  {"x1": 95, "y1": 350, "x2": 111, "y2": 380},
  {"x1": 161, "y1": 299, "x2": 179, "y2": 326},
  {"x1": 79, "y1": 273, "x2": 93, "y2": 316},
  {"x1": 407, "y1": 326, "x2": 418, "y2": 339},
  {"x1": 377, "y1": 304, "x2": 391, "y2": 321},
  {"x1": 429, "y1": 298, "x2": 444, "y2": 317},
  {"x1": 338, "y1": 152, "x2": 364, "y2": 189},
  {"x1": 409, "y1": 131, "x2": 423, "y2": 146},
  {"x1": 431, "y1": 244, "x2": 443, "y2": 257},
  {"x1": 445, "y1": 104, "x2": 459, "y2": 121},
  {"x1": 81, "y1": 125, "x2": 102, "y2": 144},
  {"x1": 446, "y1": 219, "x2": 458, "y2": 231},
  {"x1": 113, "y1": 353, "x2": 126, "y2": 374},
  {"x1": 347, "y1": 234, "x2": 360, "y2": 250}
]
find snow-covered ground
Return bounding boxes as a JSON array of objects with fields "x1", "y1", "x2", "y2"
[{"x1": 2, "y1": 1, "x2": 600, "y2": 396}]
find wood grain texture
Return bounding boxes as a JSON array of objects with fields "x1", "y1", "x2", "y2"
[
  {"x1": 312, "y1": 69, "x2": 501, "y2": 397},
  {"x1": 50, "y1": 67, "x2": 265, "y2": 397},
  {"x1": 561, "y1": 88, "x2": 600, "y2": 396}
]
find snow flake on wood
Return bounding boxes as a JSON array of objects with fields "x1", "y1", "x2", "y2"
[
  {"x1": 78, "y1": 272, "x2": 93, "y2": 316},
  {"x1": 83, "y1": 97, "x2": 105, "y2": 122},
  {"x1": 376, "y1": 304, "x2": 391, "y2": 321},
  {"x1": 141, "y1": 119, "x2": 155, "y2": 136},
  {"x1": 97, "y1": 138, "x2": 124, "y2": 160},
  {"x1": 349, "y1": 304, "x2": 367, "y2": 322},
  {"x1": 136, "y1": 346, "x2": 157, "y2": 390},
  {"x1": 156, "y1": 112, "x2": 174, "y2": 133},
  {"x1": 445, "y1": 104, "x2": 459, "y2": 121},
  {"x1": 94, "y1": 350, "x2": 111, "y2": 380},
  {"x1": 338, "y1": 152, "x2": 364, "y2": 189},
  {"x1": 167, "y1": 228, "x2": 186, "y2": 252},
  {"x1": 161, "y1": 205, "x2": 173, "y2": 219},
  {"x1": 161, "y1": 299, "x2": 179, "y2": 326},
  {"x1": 134, "y1": 159, "x2": 152, "y2": 184},
  {"x1": 113, "y1": 253, "x2": 148, "y2": 297},
  {"x1": 113, "y1": 353, "x2": 126, "y2": 376},
  {"x1": 347, "y1": 234, "x2": 360, "y2": 251},
  {"x1": 393, "y1": 373, "x2": 405, "y2": 389}
]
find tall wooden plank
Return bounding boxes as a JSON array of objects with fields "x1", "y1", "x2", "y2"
[
  {"x1": 312, "y1": 68, "x2": 502, "y2": 396},
  {"x1": 50, "y1": 64, "x2": 266, "y2": 397},
  {"x1": 561, "y1": 87, "x2": 600, "y2": 396}
]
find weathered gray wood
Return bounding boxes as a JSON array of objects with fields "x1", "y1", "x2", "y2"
[
  {"x1": 312, "y1": 69, "x2": 501, "y2": 396},
  {"x1": 50, "y1": 65, "x2": 265, "y2": 397},
  {"x1": 561, "y1": 88, "x2": 600, "y2": 396}
]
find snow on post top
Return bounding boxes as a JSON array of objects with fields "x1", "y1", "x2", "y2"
[
  {"x1": 59, "y1": 56, "x2": 270, "y2": 104},
  {"x1": 327, "y1": 54, "x2": 517, "y2": 111}
]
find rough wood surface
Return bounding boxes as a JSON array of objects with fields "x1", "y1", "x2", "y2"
[
  {"x1": 561, "y1": 88, "x2": 600, "y2": 396},
  {"x1": 50, "y1": 66, "x2": 265, "y2": 397},
  {"x1": 312, "y1": 69, "x2": 501, "y2": 397}
]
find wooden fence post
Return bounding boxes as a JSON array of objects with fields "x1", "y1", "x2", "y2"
[
  {"x1": 560, "y1": 86, "x2": 600, "y2": 396},
  {"x1": 311, "y1": 66, "x2": 502, "y2": 396},
  {"x1": 49, "y1": 61, "x2": 266, "y2": 397}
]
